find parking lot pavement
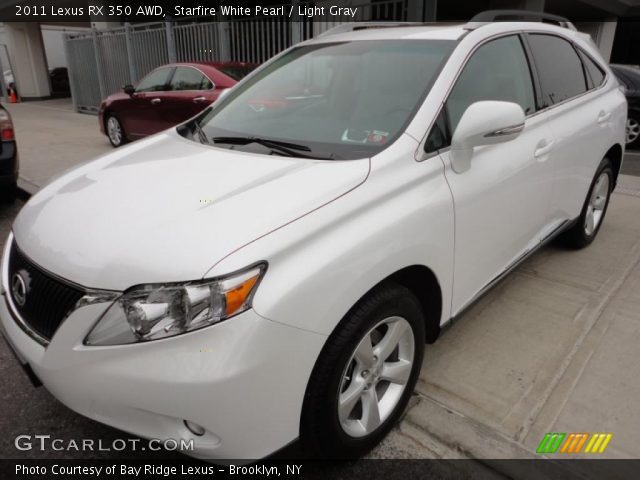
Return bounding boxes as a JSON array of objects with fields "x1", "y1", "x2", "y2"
[
  {"x1": 621, "y1": 151, "x2": 640, "y2": 177},
  {"x1": 6, "y1": 99, "x2": 112, "y2": 194}
]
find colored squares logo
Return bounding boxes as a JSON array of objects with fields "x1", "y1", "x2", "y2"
[{"x1": 537, "y1": 432, "x2": 613, "y2": 454}]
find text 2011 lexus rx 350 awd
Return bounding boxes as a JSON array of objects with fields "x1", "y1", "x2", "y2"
[{"x1": 0, "y1": 18, "x2": 626, "y2": 459}]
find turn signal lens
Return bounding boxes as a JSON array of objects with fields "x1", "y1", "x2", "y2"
[{"x1": 224, "y1": 275, "x2": 258, "y2": 316}]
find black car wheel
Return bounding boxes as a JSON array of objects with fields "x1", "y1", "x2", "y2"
[
  {"x1": 627, "y1": 114, "x2": 640, "y2": 149},
  {"x1": 560, "y1": 157, "x2": 613, "y2": 249},
  {"x1": 301, "y1": 283, "x2": 425, "y2": 458}
]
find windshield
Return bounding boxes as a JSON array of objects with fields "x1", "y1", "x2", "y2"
[{"x1": 191, "y1": 40, "x2": 455, "y2": 159}]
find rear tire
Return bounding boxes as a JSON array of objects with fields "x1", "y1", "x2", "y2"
[
  {"x1": 301, "y1": 283, "x2": 425, "y2": 458},
  {"x1": 105, "y1": 114, "x2": 127, "y2": 148},
  {"x1": 560, "y1": 157, "x2": 613, "y2": 249},
  {"x1": 626, "y1": 114, "x2": 639, "y2": 149}
]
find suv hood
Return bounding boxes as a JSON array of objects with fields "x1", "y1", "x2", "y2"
[{"x1": 12, "y1": 132, "x2": 369, "y2": 291}]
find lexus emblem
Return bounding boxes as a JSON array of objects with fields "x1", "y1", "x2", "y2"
[{"x1": 11, "y1": 272, "x2": 28, "y2": 307}]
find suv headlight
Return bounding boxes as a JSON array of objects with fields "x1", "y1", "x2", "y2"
[{"x1": 85, "y1": 263, "x2": 266, "y2": 346}]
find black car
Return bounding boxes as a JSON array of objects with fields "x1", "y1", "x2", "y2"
[
  {"x1": 611, "y1": 64, "x2": 640, "y2": 149},
  {"x1": 0, "y1": 104, "x2": 17, "y2": 202}
]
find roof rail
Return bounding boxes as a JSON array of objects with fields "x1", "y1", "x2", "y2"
[
  {"x1": 465, "y1": 9, "x2": 577, "y2": 31},
  {"x1": 317, "y1": 22, "x2": 426, "y2": 38}
]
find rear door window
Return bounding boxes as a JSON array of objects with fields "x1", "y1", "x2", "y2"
[
  {"x1": 527, "y1": 34, "x2": 588, "y2": 107},
  {"x1": 170, "y1": 67, "x2": 211, "y2": 91}
]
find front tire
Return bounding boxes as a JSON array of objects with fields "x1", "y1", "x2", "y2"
[
  {"x1": 105, "y1": 114, "x2": 127, "y2": 148},
  {"x1": 561, "y1": 158, "x2": 613, "y2": 249},
  {"x1": 301, "y1": 283, "x2": 425, "y2": 458}
]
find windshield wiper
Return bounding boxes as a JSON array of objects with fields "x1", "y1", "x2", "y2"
[
  {"x1": 212, "y1": 136, "x2": 336, "y2": 160},
  {"x1": 213, "y1": 136, "x2": 311, "y2": 152}
]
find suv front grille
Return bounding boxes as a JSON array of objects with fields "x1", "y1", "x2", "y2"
[{"x1": 7, "y1": 241, "x2": 84, "y2": 341}]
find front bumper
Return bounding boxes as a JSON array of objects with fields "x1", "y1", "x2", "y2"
[{"x1": 0, "y1": 282, "x2": 326, "y2": 459}]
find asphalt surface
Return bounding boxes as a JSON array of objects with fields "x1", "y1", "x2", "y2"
[{"x1": 621, "y1": 150, "x2": 640, "y2": 176}]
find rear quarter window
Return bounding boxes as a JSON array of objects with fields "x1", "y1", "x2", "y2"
[{"x1": 579, "y1": 51, "x2": 606, "y2": 88}]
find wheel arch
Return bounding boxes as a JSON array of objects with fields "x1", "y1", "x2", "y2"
[
  {"x1": 299, "y1": 263, "x2": 443, "y2": 449},
  {"x1": 337, "y1": 264, "x2": 443, "y2": 345},
  {"x1": 605, "y1": 143, "x2": 623, "y2": 187},
  {"x1": 385, "y1": 265, "x2": 443, "y2": 344},
  {"x1": 102, "y1": 108, "x2": 113, "y2": 130}
]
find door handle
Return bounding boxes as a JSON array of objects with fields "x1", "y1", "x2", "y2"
[
  {"x1": 597, "y1": 111, "x2": 611, "y2": 124},
  {"x1": 534, "y1": 140, "x2": 554, "y2": 158},
  {"x1": 150, "y1": 98, "x2": 161, "y2": 105},
  {"x1": 193, "y1": 96, "x2": 206, "y2": 103}
]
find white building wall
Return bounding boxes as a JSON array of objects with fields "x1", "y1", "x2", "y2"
[
  {"x1": 4, "y1": 22, "x2": 50, "y2": 98},
  {"x1": 0, "y1": 23, "x2": 89, "y2": 97}
]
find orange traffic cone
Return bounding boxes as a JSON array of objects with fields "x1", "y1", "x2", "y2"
[{"x1": 8, "y1": 89, "x2": 17, "y2": 103}]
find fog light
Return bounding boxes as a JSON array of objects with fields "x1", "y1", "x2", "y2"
[{"x1": 184, "y1": 420, "x2": 206, "y2": 436}]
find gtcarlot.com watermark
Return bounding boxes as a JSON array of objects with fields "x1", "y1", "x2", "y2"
[{"x1": 14, "y1": 434, "x2": 194, "y2": 452}]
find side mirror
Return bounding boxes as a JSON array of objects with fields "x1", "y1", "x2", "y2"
[
  {"x1": 450, "y1": 101, "x2": 525, "y2": 173},
  {"x1": 122, "y1": 84, "x2": 135, "y2": 96}
]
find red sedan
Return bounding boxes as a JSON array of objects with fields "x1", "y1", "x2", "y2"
[{"x1": 98, "y1": 62, "x2": 256, "y2": 147}]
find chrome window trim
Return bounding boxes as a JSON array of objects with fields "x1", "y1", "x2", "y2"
[{"x1": 416, "y1": 29, "x2": 610, "y2": 162}]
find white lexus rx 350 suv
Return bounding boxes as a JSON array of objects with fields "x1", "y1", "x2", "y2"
[{"x1": 0, "y1": 16, "x2": 626, "y2": 459}]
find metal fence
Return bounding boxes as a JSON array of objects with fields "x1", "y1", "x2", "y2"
[{"x1": 64, "y1": 0, "x2": 406, "y2": 113}]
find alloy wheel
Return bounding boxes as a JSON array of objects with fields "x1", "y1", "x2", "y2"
[
  {"x1": 338, "y1": 316, "x2": 415, "y2": 438},
  {"x1": 107, "y1": 116, "x2": 122, "y2": 146},
  {"x1": 627, "y1": 118, "x2": 640, "y2": 145},
  {"x1": 584, "y1": 172, "x2": 610, "y2": 236}
]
